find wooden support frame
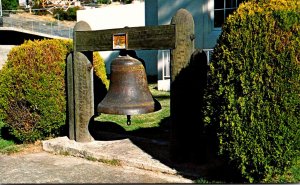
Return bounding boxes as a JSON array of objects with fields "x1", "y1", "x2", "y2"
[
  {"x1": 68, "y1": 9, "x2": 200, "y2": 162},
  {"x1": 74, "y1": 25, "x2": 176, "y2": 52}
]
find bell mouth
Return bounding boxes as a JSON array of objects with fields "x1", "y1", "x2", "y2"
[{"x1": 97, "y1": 101, "x2": 156, "y2": 116}]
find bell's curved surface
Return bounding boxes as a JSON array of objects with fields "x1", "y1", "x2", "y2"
[{"x1": 97, "y1": 55, "x2": 156, "y2": 116}]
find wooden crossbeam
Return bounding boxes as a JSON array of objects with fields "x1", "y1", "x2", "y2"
[{"x1": 74, "y1": 25, "x2": 176, "y2": 51}]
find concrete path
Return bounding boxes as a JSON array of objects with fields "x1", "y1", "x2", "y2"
[
  {"x1": 42, "y1": 136, "x2": 180, "y2": 176},
  {"x1": 0, "y1": 136, "x2": 195, "y2": 183},
  {"x1": 0, "y1": 151, "x2": 193, "y2": 183}
]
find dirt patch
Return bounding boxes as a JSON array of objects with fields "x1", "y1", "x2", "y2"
[
  {"x1": 9, "y1": 12, "x2": 76, "y2": 27},
  {"x1": 11, "y1": 140, "x2": 43, "y2": 156},
  {"x1": 11, "y1": 12, "x2": 55, "y2": 22}
]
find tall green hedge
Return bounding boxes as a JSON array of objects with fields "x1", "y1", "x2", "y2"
[
  {"x1": 205, "y1": 0, "x2": 300, "y2": 182},
  {"x1": 0, "y1": 39, "x2": 108, "y2": 143}
]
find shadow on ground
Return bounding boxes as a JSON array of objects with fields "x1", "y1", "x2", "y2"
[{"x1": 89, "y1": 117, "x2": 246, "y2": 183}]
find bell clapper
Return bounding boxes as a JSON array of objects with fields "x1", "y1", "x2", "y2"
[{"x1": 126, "y1": 115, "x2": 131, "y2": 126}]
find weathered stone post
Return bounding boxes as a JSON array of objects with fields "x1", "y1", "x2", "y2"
[
  {"x1": 67, "y1": 21, "x2": 94, "y2": 142},
  {"x1": 170, "y1": 9, "x2": 201, "y2": 162}
]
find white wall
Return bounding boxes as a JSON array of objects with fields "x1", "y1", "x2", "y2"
[
  {"x1": 77, "y1": 2, "x2": 157, "y2": 76},
  {"x1": 19, "y1": 0, "x2": 27, "y2": 6}
]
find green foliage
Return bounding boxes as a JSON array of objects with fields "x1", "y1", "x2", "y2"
[
  {"x1": 0, "y1": 139, "x2": 19, "y2": 154},
  {"x1": 31, "y1": 0, "x2": 49, "y2": 15},
  {"x1": 32, "y1": 9, "x2": 48, "y2": 16},
  {"x1": 113, "y1": 0, "x2": 133, "y2": 4},
  {"x1": 66, "y1": 6, "x2": 80, "y2": 21},
  {"x1": 271, "y1": 158, "x2": 300, "y2": 183},
  {"x1": 0, "y1": 39, "x2": 108, "y2": 143},
  {"x1": 122, "y1": 0, "x2": 133, "y2": 4},
  {"x1": 53, "y1": 8, "x2": 65, "y2": 20},
  {"x1": 97, "y1": 0, "x2": 111, "y2": 4},
  {"x1": 1, "y1": 0, "x2": 18, "y2": 10},
  {"x1": 53, "y1": 7, "x2": 80, "y2": 21},
  {"x1": 204, "y1": 0, "x2": 300, "y2": 182},
  {"x1": 0, "y1": 119, "x2": 5, "y2": 138},
  {"x1": 0, "y1": 39, "x2": 72, "y2": 142},
  {"x1": 93, "y1": 52, "x2": 109, "y2": 89},
  {"x1": 0, "y1": 119, "x2": 20, "y2": 154}
]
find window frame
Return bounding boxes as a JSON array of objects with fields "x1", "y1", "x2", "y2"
[{"x1": 213, "y1": 0, "x2": 243, "y2": 29}]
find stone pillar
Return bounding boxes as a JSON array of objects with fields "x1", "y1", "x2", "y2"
[
  {"x1": 170, "y1": 9, "x2": 207, "y2": 162},
  {"x1": 67, "y1": 21, "x2": 94, "y2": 142}
]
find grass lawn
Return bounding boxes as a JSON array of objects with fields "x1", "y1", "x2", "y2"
[
  {"x1": 0, "y1": 139, "x2": 20, "y2": 154},
  {"x1": 0, "y1": 120, "x2": 20, "y2": 154}
]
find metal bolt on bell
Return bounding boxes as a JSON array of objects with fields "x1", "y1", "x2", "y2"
[{"x1": 97, "y1": 54, "x2": 160, "y2": 125}]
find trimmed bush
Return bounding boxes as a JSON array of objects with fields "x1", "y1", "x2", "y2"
[
  {"x1": 0, "y1": 39, "x2": 108, "y2": 143},
  {"x1": 205, "y1": 0, "x2": 300, "y2": 182},
  {"x1": 53, "y1": 8, "x2": 65, "y2": 20}
]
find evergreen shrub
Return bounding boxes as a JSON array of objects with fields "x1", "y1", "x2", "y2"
[
  {"x1": 0, "y1": 39, "x2": 108, "y2": 143},
  {"x1": 2, "y1": 0, "x2": 18, "y2": 11},
  {"x1": 205, "y1": 0, "x2": 300, "y2": 182},
  {"x1": 66, "y1": 6, "x2": 80, "y2": 21},
  {"x1": 32, "y1": 1, "x2": 48, "y2": 15},
  {"x1": 97, "y1": 0, "x2": 111, "y2": 4},
  {"x1": 53, "y1": 7, "x2": 80, "y2": 21}
]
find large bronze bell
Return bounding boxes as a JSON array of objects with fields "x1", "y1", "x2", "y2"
[{"x1": 97, "y1": 53, "x2": 160, "y2": 125}]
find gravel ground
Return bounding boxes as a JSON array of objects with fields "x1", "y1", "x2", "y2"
[{"x1": 8, "y1": 12, "x2": 76, "y2": 27}]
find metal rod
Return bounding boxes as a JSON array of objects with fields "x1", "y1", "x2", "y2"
[
  {"x1": 162, "y1": 51, "x2": 165, "y2": 80},
  {"x1": 126, "y1": 115, "x2": 131, "y2": 126}
]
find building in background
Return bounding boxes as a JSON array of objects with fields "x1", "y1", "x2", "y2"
[
  {"x1": 77, "y1": 0, "x2": 244, "y2": 90},
  {"x1": 145, "y1": 0, "x2": 244, "y2": 90}
]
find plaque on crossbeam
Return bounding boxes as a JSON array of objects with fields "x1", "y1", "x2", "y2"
[{"x1": 113, "y1": 33, "x2": 127, "y2": 50}]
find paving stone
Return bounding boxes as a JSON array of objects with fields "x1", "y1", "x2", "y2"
[{"x1": 42, "y1": 136, "x2": 181, "y2": 175}]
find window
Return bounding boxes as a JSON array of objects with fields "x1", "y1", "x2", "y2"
[{"x1": 214, "y1": 0, "x2": 244, "y2": 28}]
